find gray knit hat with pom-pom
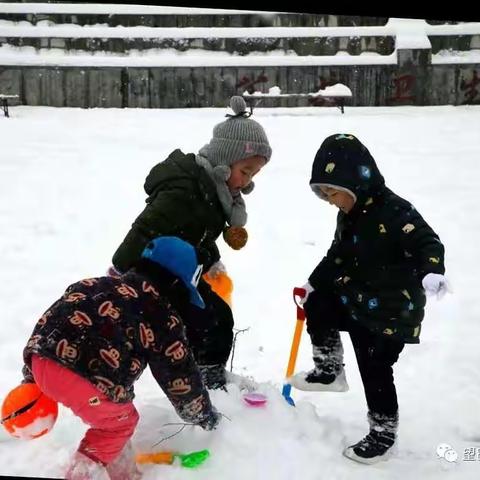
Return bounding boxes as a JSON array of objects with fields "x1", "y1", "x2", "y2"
[{"x1": 199, "y1": 96, "x2": 272, "y2": 171}]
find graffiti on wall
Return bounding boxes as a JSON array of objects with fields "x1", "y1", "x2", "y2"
[
  {"x1": 236, "y1": 74, "x2": 269, "y2": 94},
  {"x1": 460, "y1": 70, "x2": 480, "y2": 104},
  {"x1": 387, "y1": 73, "x2": 416, "y2": 104}
]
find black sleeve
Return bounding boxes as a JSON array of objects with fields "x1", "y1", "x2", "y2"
[
  {"x1": 145, "y1": 309, "x2": 214, "y2": 425},
  {"x1": 135, "y1": 190, "x2": 194, "y2": 240},
  {"x1": 196, "y1": 242, "x2": 220, "y2": 273},
  {"x1": 308, "y1": 228, "x2": 342, "y2": 290},
  {"x1": 392, "y1": 205, "x2": 445, "y2": 278}
]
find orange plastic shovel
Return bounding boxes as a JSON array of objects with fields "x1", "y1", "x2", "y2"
[{"x1": 281, "y1": 287, "x2": 307, "y2": 406}]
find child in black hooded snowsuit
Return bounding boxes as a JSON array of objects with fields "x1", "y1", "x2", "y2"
[{"x1": 292, "y1": 134, "x2": 450, "y2": 464}]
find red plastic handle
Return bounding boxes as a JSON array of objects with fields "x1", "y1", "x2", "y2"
[{"x1": 293, "y1": 287, "x2": 307, "y2": 320}]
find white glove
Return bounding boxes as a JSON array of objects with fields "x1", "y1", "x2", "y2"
[
  {"x1": 422, "y1": 273, "x2": 452, "y2": 300},
  {"x1": 207, "y1": 260, "x2": 227, "y2": 279},
  {"x1": 298, "y1": 282, "x2": 315, "y2": 305}
]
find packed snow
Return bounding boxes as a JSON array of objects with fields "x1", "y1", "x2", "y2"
[
  {"x1": 0, "y1": 44, "x2": 399, "y2": 66},
  {"x1": 243, "y1": 83, "x2": 352, "y2": 98},
  {"x1": 0, "y1": 104, "x2": 479, "y2": 479},
  {"x1": 432, "y1": 49, "x2": 480, "y2": 64},
  {"x1": 316, "y1": 84, "x2": 353, "y2": 97}
]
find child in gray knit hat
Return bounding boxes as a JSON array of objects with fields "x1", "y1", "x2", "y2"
[
  {"x1": 197, "y1": 95, "x2": 272, "y2": 229},
  {"x1": 110, "y1": 95, "x2": 271, "y2": 390}
]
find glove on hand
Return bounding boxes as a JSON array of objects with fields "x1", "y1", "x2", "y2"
[
  {"x1": 422, "y1": 273, "x2": 452, "y2": 300},
  {"x1": 298, "y1": 282, "x2": 315, "y2": 305},
  {"x1": 206, "y1": 260, "x2": 227, "y2": 279}
]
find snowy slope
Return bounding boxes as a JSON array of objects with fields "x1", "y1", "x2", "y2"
[{"x1": 0, "y1": 105, "x2": 479, "y2": 479}]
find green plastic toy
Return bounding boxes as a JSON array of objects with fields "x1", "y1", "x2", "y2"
[
  {"x1": 176, "y1": 449, "x2": 210, "y2": 468},
  {"x1": 136, "y1": 448, "x2": 210, "y2": 468}
]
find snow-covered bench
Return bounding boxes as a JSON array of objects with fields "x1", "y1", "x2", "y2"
[
  {"x1": 0, "y1": 94, "x2": 19, "y2": 117},
  {"x1": 242, "y1": 83, "x2": 353, "y2": 114}
]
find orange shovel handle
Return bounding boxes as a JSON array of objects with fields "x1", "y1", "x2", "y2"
[
  {"x1": 284, "y1": 288, "x2": 307, "y2": 379},
  {"x1": 136, "y1": 452, "x2": 175, "y2": 465}
]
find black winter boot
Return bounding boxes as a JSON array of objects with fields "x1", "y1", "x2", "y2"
[
  {"x1": 290, "y1": 332, "x2": 349, "y2": 392},
  {"x1": 343, "y1": 411, "x2": 398, "y2": 464}
]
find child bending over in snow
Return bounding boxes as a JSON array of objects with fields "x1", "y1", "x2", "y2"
[
  {"x1": 110, "y1": 95, "x2": 272, "y2": 391},
  {"x1": 21, "y1": 236, "x2": 220, "y2": 480},
  {"x1": 291, "y1": 134, "x2": 450, "y2": 464}
]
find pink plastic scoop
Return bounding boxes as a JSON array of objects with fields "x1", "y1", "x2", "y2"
[{"x1": 243, "y1": 392, "x2": 268, "y2": 407}]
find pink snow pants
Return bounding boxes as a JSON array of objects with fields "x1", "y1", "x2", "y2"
[{"x1": 31, "y1": 354, "x2": 139, "y2": 465}]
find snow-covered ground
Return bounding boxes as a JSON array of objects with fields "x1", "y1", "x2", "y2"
[{"x1": 1, "y1": 104, "x2": 479, "y2": 479}]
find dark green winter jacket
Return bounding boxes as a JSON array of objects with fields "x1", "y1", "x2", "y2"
[
  {"x1": 112, "y1": 149, "x2": 227, "y2": 274},
  {"x1": 308, "y1": 134, "x2": 445, "y2": 343}
]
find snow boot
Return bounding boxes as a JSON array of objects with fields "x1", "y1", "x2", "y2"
[
  {"x1": 290, "y1": 336, "x2": 349, "y2": 392},
  {"x1": 198, "y1": 364, "x2": 227, "y2": 390},
  {"x1": 290, "y1": 367, "x2": 349, "y2": 392},
  {"x1": 65, "y1": 451, "x2": 110, "y2": 480},
  {"x1": 343, "y1": 411, "x2": 398, "y2": 464},
  {"x1": 106, "y1": 440, "x2": 142, "y2": 480}
]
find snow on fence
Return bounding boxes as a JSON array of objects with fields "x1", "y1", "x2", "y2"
[
  {"x1": 0, "y1": 26, "x2": 411, "y2": 39},
  {"x1": 0, "y1": 8, "x2": 479, "y2": 108},
  {"x1": 0, "y1": 2, "x2": 276, "y2": 15},
  {"x1": 1, "y1": 20, "x2": 479, "y2": 40},
  {"x1": 0, "y1": 17, "x2": 479, "y2": 66}
]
